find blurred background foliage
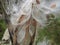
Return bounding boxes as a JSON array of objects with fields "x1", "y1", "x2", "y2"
[
  {"x1": 0, "y1": 19, "x2": 7, "y2": 40},
  {"x1": 0, "y1": 1, "x2": 7, "y2": 40},
  {"x1": 36, "y1": 14, "x2": 60, "y2": 45}
]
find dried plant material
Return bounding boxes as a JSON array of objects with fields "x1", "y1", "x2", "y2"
[{"x1": 1, "y1": 0, "x2": 60, "y2": 45}]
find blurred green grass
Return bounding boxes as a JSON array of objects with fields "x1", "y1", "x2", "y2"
[
  {"x1": 36, "y1": 14, "x2": 60, "y2": 45},
  {"x1": 0, "y1": 19, "x2": 7, "y2": 40}
]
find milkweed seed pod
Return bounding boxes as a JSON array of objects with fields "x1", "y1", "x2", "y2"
[{"x1": 1, "y1": 0, "x2": 60, "y2": 45}]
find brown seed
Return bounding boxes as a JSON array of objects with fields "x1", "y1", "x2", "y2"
[
  {"x1": 50, "y1": 3, "x2": 56, "y2": 8},
  {"x1": 18, "y1": 15, "x2": 25, "y2": 23},
  {"x1": 36, "y1": 0, "x2": 40, "y2": 4}
]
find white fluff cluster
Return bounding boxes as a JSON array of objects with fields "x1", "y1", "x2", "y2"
[{"x1": 2, "y1": 0, "x2": 60, "y2": 45}]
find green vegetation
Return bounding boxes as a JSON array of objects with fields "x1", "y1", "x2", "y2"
[
  {"x1": 36, "y1": 14, "x2": 60, "y2": 45},
  {"x1": 0, "y1": 19, "x2": 7, "y2": 40}
]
